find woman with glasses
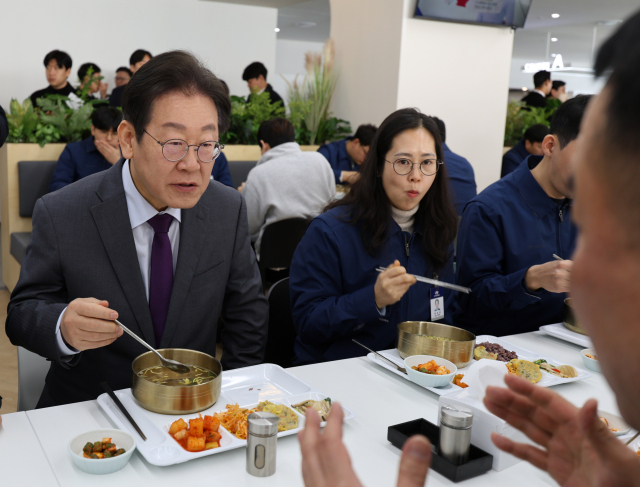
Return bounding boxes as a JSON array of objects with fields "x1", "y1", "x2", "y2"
[{"x1": 289, "y1": 108, "x2": 459, "y2": 365}]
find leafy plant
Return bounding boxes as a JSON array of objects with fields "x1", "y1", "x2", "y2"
[
  {"x1": 221, "y1": 92, "x2": 285, "y2": 145},
  {"x1": 6, "y1": 99, "x2": 42, "y2": 144},
  {"x1": 37, "y1": 95, "x2": 96, "y2": 143},
  {"x1": 504, "y1": 100, "x2": 558, "y2": 147}
]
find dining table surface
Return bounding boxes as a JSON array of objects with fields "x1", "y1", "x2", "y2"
[{"x1": 0, "y1": 330, "x2": 625, "y2": 487}]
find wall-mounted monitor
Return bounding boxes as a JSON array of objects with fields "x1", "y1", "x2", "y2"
[{"x1": 415, "y1": 0, "x2": 532, "y2": 29}]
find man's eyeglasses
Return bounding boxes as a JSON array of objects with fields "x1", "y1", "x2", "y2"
[
  {"x1": 386, "y1": 158, "x2": 443, "y2": 176},
  {"x1": 144, "y1": 130, "x2": 224, "y2": 163}
]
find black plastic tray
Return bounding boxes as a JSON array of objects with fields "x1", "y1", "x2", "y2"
[{"x1": 388, "y1": 418, "x2": 493, "y2": 483}]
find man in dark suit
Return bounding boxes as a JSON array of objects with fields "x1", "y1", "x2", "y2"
[
  {"x1": 6, "y1": 51, "x2": 269, "y2": 408},
  {"x1": 242, "y1": 62, "x2": 284, "y2": 108},
  {"x1": 49, "y1": 107, "x2": 122, "y2": 192},
  {"x1": 521, "y1": 70, "x2": 552, "y2": 108},
  {"x1": 109, "y1": 49, "x2": 152, "y2": 108}
]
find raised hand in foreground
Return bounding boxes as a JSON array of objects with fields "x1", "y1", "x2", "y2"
[
  {"x1": 484, "y1": 374, "x2": 640, "y2": 487},
  {"x1": 298, "y1": 402, "x2": 431, "y2": 487}
]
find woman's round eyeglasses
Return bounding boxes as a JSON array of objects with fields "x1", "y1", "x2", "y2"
[
  {"x1": 144, "y1": 130, "x2": 224, "y2": 163},
  {"x1": 386, "y1": 158, "x2": 443, "y2": 176}
]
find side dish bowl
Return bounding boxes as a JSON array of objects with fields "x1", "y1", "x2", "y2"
[
  {"x1": 68, "y1": 428, "x2": 135, "y2": 475},
  {"x1": 581, "y1": 348, "x2": 601, "y2": 373},
  {"x1": 397, "y1": 322, "x2": 475, "y2": 368},
  {"x1": 404, "y1": 355, "x2": 457, "y2": 388},
  {"x1": 132, "y1": 348, "x2": 222, "y2": 414}
]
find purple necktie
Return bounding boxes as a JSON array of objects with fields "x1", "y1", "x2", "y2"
[{"x1": 148, "y1": 213, "x2": 174, "y2": 345}]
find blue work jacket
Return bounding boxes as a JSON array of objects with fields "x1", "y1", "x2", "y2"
[
  {"x1": 501, "y1": 139, "x2": 530, "y2": 178},
  {"x1": 443, "y1": 143, "x2": 477, "y2": 215},
  {"x1": 454, "y1": 156, "x2": 577, "y2": 336},
  {"x1": 211, "y1": 152, "x2": 233, "y2": 188},
  {"x1": 317, "y1": 138, "x2": 358, "y2": 185},
  {"x1": 49, "y1": 136, "x2": 112, "y2": 192},
  {"x1": 290, "y1": 206, "x2": 454, "y2": 365}
]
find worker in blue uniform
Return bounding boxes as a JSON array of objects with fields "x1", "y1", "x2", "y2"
[
  {"x1": 431, "y1": 116, "x2": 477, "y2": 214},
  {"x1": 317, "y1": 124, "x2": 377, "y2": 185},
  {"x1": 210, "y1": 151, "x2": 233, "y2": 187},
  {"x1": 455, "y1": 96, "x2": 591, "y2": 336},
  {"x1": 501, "y1": 124, "x2": 549, "y2": 178},
  {"x1": 290, "y1": 109, "x2": 459, "y2": 365}
]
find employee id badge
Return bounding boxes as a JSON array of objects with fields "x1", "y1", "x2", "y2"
[{"x1": 430, "y1": 287, "x2": 445, "y2": 321}]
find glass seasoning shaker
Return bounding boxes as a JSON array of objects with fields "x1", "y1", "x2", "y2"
[
  {"x1": 439, "y1": 405, "x2": 473, "y2": 465},
  {"x1": 246, "y1": 412, "x2": 279, "y2": 477}
]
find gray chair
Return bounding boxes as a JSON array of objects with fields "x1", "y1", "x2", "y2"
[
  {"x1": 228, "y1": 160, "x2": 256, "y2": 188},
  {"x1": 17, "y1": 346, "x2": 49, "y2": 411}
]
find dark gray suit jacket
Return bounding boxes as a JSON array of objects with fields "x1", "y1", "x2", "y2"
[{"x1": 6, "y1": 159, "x2": 268, "y2": 406}]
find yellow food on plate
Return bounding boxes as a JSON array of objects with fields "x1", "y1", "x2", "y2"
[
  {"x1": 506, "y1": 359, "x2": 542, "y2": 384},
  {"x1": 256, "y1": 401, "x2": 299, "y2": 432},
  {"x1": 474, "y1": 346, "x2": 498, "y2": 361},
  {"x1": 411, "y1": 360, "x2": 450, "y2": 375}
]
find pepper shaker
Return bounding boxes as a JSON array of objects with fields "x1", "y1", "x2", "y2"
[
  {"x1": 439, "y1": 405, "x2": 473, "y2": 465},
  {"x1": 246, "y1": 411, "x2": 279, "y2": 477}
]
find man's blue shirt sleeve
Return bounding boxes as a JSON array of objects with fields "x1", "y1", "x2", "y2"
[{"x1": 49, "y1": 146, "x2": 76, "y2": 192}]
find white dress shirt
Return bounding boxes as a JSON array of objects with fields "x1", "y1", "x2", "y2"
[{"x1": 55, "y1": 160, "x2": 182, "y2": 356}]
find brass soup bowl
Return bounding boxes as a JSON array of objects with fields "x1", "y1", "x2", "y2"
[
  {"x1": 397, "y1": 321, "x2": 476, "y2": 368},
  {"x1": 131, "y1": 349, "x2": 222, "y2": 415},
  {"x1": 563, "y1": 298, "x2": 588, "y2": 335}
]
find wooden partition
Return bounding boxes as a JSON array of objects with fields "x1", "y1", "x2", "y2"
[{"x1": 0, "y1": 143, "x2": 66, "y2": 291}]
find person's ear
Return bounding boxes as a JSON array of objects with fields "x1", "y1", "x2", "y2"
[
  {"x1": 524, "y1": 139, "x2": 532, "y2": 152},
  {"x1": 541, "y1": 134, "x2": 556, "y2": 157},
  {"x1": 65, "y1": 68, "x2": 71, "y2": 79},
  {"x1": 91, "y1": 125, "x2": 96, "y2": 138},
  {"x1": 118, "y1": 120, "x2": 137, "y2": 159}
]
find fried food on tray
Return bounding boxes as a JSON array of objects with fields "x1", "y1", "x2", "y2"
[
  {"x1": 292, "y1": 398, "x2": 332, "y2": 421},
  {"x1": 256, "y1": 401, "x2": 299, "y2": 431},
  {"x1": 82, "y1": 437, "x2": 126, "y2": 459},
  {"x1": 474, "y1": 346, "x2": 498, "y2": 361},
  {"x1": 169, "y1": 413, "x2": 221, "y2": 452},
  {"x1": 453, "y1": 374, "x2": 468, "y2": 388},
  {"x1": 506, "y1": 359, "x2": 542, "y2": 384}
]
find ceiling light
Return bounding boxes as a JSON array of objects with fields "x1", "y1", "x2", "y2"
[
  {"x1": 551, "y1": 37, "x2": 558, "y2": 42},
  {"x1": 522, "y1": 87, "x2": 528, "y2": 91},
  {"x1": 274, "y1": 27, "x2": 280, "y2": 32},
  {"x1": 551, "y1": 13, "x2": 560, "y2": 18}
]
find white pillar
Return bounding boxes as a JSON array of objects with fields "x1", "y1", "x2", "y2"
[{"x1": 330, "y1": 0, "x2": 514, "y2": 191}]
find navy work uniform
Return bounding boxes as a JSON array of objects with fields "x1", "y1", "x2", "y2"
[{"x1": 317, "y1": 138, "x2": 358, "y2": 185}]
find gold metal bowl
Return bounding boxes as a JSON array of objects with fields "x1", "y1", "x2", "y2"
[
  {"x1": 131, "y1": 348, "x2": 222, "y2": 415},
  {"x1": 397, "y1": 321, "x2": 476, "y2": 368},
  {"x1": 563, "y1": 298, "x2": 588, "y2": 335}
]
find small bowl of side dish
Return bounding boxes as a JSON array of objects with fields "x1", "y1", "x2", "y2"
[
  {"x1": 581, "y1": 348, "x2": 601, "y2": 373},
  {"x1": 404, "y1": 355, "x2": 457, "y2": 388},
  {"x1": 68, "y1": 428, "x2": 136, "y2": 475}
]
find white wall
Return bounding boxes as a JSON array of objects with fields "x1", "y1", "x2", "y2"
[
  {"x1": 329, "y1": 0, "x2": 405, "y2": 129},
  {"x1": 273, "y1": 38, "x2": 326, "y2": 106},
  {"x1": 397, "y1": 0, "x2": 514, "y2": 191},
  {"x1": 509, "y1": 58, "x2": 605, "y2": 96},
  {"x1": 0, "y1": 0, "x2": 278, "y2": 109}
]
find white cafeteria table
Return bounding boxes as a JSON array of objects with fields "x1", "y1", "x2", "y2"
[{"x1": 0, "y1": 331, "x2": 622, "y2": 487}]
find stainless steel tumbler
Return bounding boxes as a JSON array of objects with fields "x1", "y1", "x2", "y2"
[
  {"x1": 246, "y1": 412, "x2": 279, "y2": 477},
  {"x1": 439, "y1": 405, "x2": 473, "y2": 465}
]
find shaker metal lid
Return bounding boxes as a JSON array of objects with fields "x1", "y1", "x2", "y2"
[
  {"x1": 440, "y1": 405, "x2": 473, "y2": 428},
  {"x1": 248, "y1": 411, "x2": 279, "y2": 435}
]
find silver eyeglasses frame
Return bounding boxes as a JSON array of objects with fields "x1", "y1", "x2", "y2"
[
  {"x1": 144, "y1": 130, "x2": 224, "y2": 163},
  {"x1": 385, "y1": 158, "x2": 443, "y2": 177}
]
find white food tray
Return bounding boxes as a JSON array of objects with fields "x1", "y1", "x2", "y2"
[
  {"x1": 367, "y1": 334, "x2": 591, "y2": 392},
  {"x1": 540, "y1": 322, "x2": 592, "y2": 348},
  {"x1": 97, "y1": 363, "x2": 355, "y2": 466}
]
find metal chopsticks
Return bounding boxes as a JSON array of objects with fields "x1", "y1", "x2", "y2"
[
  {"x1": 100, "y1": 382, "x2": 147, "y2": 441},
  {"x1": 375, "y1": 267, "x2": 472, "y2": 294}
]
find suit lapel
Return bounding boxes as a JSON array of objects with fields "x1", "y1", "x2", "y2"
[
  {"x1": 160, "y1": 201, "x2": 209, "y2": 348},
  {"x1": 91, "y1": 160, "x2": 156, "y2": 346}
]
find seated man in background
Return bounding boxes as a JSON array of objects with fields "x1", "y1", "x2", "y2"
[
  {"x1": 7, "y1": 50, "x2": 268, "y2": 408},
  {"x1": 241, "y1": 117, "x2": 335, "y2": 258},
  {"x1": 49, "y1": 107, "x2": 122, "y2": 192},
  {"x1": 549, "y1": 80, "x2": 567, "y2": 102},
  {"x1": 30, "y1": 50, "x2": 76, "y2": 108},
  {"x1": 110, "y1": 49, "x2": 152, "y2": 107},
  {"x1": 210, "y1": 150, "x2": 233, "y2": 188},
  {"x1": 431, "y1": 116, "x2": 477, "y2": 214},
  {"x1": 77, "y1": 62, "x2": 108, "y2": 100},
  {"x1": 318, "y1": 124, "x2": 377, "y2": 185},
  {"x1": 501, "y1": 124, "x2": 549, "y2": 178},
  {"x1": 455, "y1": 95, "x2": 590, "y2": 337},
  {"x1": 114, "y1": 67, "x2": 132, "y2": 88},
  {"x1": 521, "y1": 70, "x2": 551, "y2": 108},
  {"x1": 242, "y1": 61, "x2": 284, "y2": 108}
]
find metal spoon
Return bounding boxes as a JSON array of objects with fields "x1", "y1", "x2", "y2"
[
  {"x1": 115, "y1": 319, "x2": 190, "y2": 374},
  {"x1": 352, "y1": 339, "x2": 407, "y2": 374}
]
